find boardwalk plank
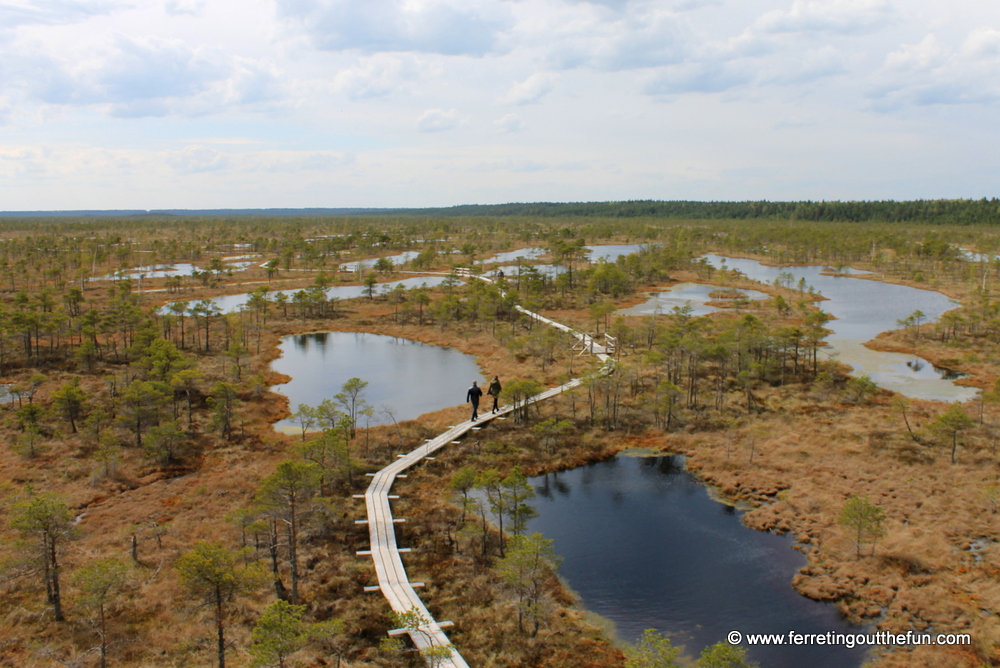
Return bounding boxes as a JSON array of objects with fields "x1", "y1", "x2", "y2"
[{"x1": 358, "y1": 276, "x2": 611, "y2": 667}]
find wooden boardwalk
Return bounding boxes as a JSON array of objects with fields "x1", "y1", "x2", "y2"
[{"x1": 357, "y1": 279, "x2": 611, "y2": 667}]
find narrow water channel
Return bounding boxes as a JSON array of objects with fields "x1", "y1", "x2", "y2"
[
  {"x1": 703, "y1": 255, "x2": 977, "y2": 401},
  {"x1": 527, "y1": 453, "x2": 869, "y2": 668}
]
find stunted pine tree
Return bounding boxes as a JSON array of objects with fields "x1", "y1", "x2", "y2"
[
  {"x1": 51, "y1": 377, "x2": 88, "y2": 433},
  {"x1": 334, "y1": 377, "x2": 370, "y2": 439},
  {"x1": 117, "y1": 379, "x2": 169, "y2": 448},
  {"x1": 249, "y1": 600, "x2": 308, "y2": 668},
  {"x1": 476, "y1": 469, "x2": 507, "y2": 556},
  {"x1": 292, "y1": 404, "x2": 317, "y2": 441},
  {"x1": 9, "y1": 492, "x2": 78, "y2": 621},
  {"x1": 209, "y1": 381, "x2": 239, "y2": 441},
  {"x1": 624, "y1": 628, "x2": 679, "y2": 668},
  {"x1": 503, "y1": 379, "x2": 543, "y2": 424},
  {"x1": 298, "y1": 429, "x2": 352, "y2": 493},
  {"x1": 144, "y1": 420, "x2": 187, "y2": 465},
  {"x1": 503, "y1": 468, "x2": 537, "y2": 538},
  {"x1": 256, "y1": 461, "x2": 320, "y2": 604},
  {"x1": 495, "y1": 533, "x2": 559, "y2": 637},
  {"x1": 175, "y1": 542, "x2": 263, "y2": 668},
  {"x1": 73, "y1": 559, "x2": 131, "y2": 668},
  {"x1": 839, "y1": 495, "x2": 887, "y2": 558},
  {"x1": 171, "y1": 368, "x2": 202, "y2": 426},
  {"x1": 390, "y1": 607, "x2": 455, "y2": 668},
  {"x1": 932, "y1": 403, "x2": 976, "y2": 464},
  {"x1": 697, "y1": 641, "x2": 759, "y2": 668},
  {"x1": 449, "y1": 466, "x2": 478, "y2": 527}
]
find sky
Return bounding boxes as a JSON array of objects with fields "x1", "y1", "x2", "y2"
[{"x1": 2, "y1": 0, "x2": 1000, "y2": 210}]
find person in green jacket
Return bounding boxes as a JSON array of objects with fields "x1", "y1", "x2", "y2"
[{"x1": 487, "y1": 375, "x2": 502, "y2": 413}]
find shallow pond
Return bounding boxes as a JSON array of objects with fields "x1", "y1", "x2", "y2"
[
  {"x1": 495, "y1": 263, "x2": 563, "y2": 279},
  {"x1": 270, "y1": 331, "x2": 483, "y2": 433},
  {"x1": 340, "y1": 251, "x2": 420, "y2": 272},
  {"x1": 586, "y1": 243, "x2": 644, "y2": 263},
  {"x1": 97, "y1": 263, "x2": 199, "y2": 280},
  {"x1": 479, "y1": 248, "x2": 547, "y2": 264},
  {"x1": 487, "y1": 244, "x2": 648, "y2": 280},
  {"x1": 97, "y1": 257, "x2": 256, "y2": 281},
  {"x1": 165, "y1": 276, "x2": 451, "y2": 314},
  {"x1": 481, "y1": 244, "x2": 645, "y2": 267},
  {"x1": 703, "y1": 255, "x2": 977, "y2": 402},
  {"x1": 618, "y1": 282, "x2": 770, "y2": 318},
  {"x1": 526, "y1": 453, "x2": 868, "y2": 668}
]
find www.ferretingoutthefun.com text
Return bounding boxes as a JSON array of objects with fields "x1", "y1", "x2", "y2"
[{"x1": 727, "y1": 630, "x2": 972, "y2": 649}]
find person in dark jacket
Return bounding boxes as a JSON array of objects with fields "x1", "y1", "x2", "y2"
[
  {"x1": 487, "y1": 375, "x2": 502, "y2": 413},
  {"x1": 467, "y1": 381, "x2": 483, "y2": 421}
]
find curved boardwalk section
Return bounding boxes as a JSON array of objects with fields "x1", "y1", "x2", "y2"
[{"x1": 358, "y1": 283, "x2": 611, "y2": 667}]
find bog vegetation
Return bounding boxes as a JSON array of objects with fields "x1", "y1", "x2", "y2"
[{"x1": 0, "y1": 208, "x2": 998, "y2": 666}]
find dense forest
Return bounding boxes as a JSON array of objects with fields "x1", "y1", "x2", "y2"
[
  {"x1": 387, "y1": 199, "x2": 1000, "y2": 226},
  {"x1": 8, "y1": 198, "x2": 1000, "y2": 226}
]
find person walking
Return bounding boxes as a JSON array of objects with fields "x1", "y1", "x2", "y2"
[
  {"x1": 467, "y1": 380, "x2": 483, "y2": 421},
  {"x1": 487, "y1": 375, "x2": 502, "y2": 413}
]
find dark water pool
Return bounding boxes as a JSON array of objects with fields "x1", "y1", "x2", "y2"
[{"x1": 527, "y1": 454, "x2": 869, "y2": 668}]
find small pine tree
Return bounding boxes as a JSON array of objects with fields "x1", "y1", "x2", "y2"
[
  {"x1": 697, "y1": 641, "x2": 759, "y2": 668},
  {"x1": 624, "y1": 628, "x2": 679, "y2": 668},
  {"x1": 249, "y1": 600, "x2": 308, "y2": 668},
  {"x1": 838, "y1": 495, "x2": 887, "y2": 558}
]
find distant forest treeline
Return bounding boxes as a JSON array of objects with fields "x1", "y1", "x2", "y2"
[
  {"x1": 389, "y1": 199, "x2": 1000, "y2": 224},
  {"x1": 6, "y1": 198, "x2": 1000, "y2": 225}
]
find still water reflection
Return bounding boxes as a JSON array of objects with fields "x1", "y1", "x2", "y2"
[
  {"x1": 480, "y1": 244, "x2": 646, "y2": 267},
  {"x1": 619, "y1": 282, "x2": 770, "y2": 318},
  {"x1": 166, "y1": 276, "x2": 451, "y2": 314},
  {"x1": 702, "y1": 255, "x2": 977, "y2": 401},
  {"x1": 270, "y1": 331, "x2": 482, "y2": 432},
  {"x1": 528, "y1": 454, "x2": 867, "y2": 668}
]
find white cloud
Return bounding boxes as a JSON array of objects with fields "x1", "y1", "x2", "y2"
[
  {"x1": 252, "y1": 151, "x2": 355, "y2": 173},
  {"x1": 471, "y1": 158, "x2": 549, "y2": 173},
  {"x1": 963, "y1": 27, "x2": 1000, "y2": 59},
  {"x1": 494, "y1": 113, "x2": 523, "y2": 133},
  {"x1": 869, "y1": 30, "x2": 1000, "y2": 108},
  {"x1": 751, "y1": 0, "x2": 896, "y2": 36},
  {"x1": 4, "y1": 0, "x2": 1000, "y2": 208},
  {"x1": 166, "y1": 144, "x2": 228, "y2": 173},
  {"x1": 671, "y1": 0, "x2": 723, "y2": 11},
  {"x1": 644, "y1": 62, "x2": 751, "y2": 95},
  {"x1": 3, "y1": 32, "x2": 285, "y2": 117},
  {"x1": 97, "y1": 36, "x2": 228, "y2": 102},
  {"x1": 164, "y1": 0, "x2": 205, "y2": 17},
  {"x1": 600, "y1": 13, "x2": 689, "y2": 70},
  {"x1": 504, "y1": 73, "x2": 554, "y2": 104},
  {"x1": 276, "y1": 0, "x2": 514, "y2": 56},
  {"x1": 527, "y1": 3, "x2": 694, "y2": 71},
  {"x1": 0, "y1": 0, "x2": 122, "y2": 31},
  {"x1": 764, "y1": 45, "x2": 850, "y2": 85},
  {"x1": 562, "y1": 0, "x2": 631, "y2": 9},
  {"x1": 333, "y1": 55, "x2": 417, "y2": 99},
  {"x1": 221, "y1": 57, "x2": 283, "y2": 105},
  {"x1": 884, "y1": 34, "x2": 945, "y2": 72},
  {"x1": 417, "y1": 108, "x2": 462, "y2": 132},
  {"x1": 0, "y1": 145, "x2": 51, "y2": 178}
]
